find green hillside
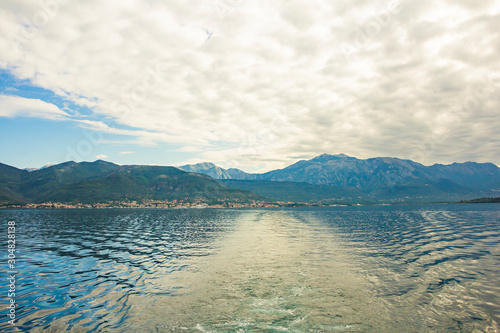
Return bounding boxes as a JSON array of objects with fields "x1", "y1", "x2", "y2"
[
  {"x1": 0, "y1": 161, "x2": 266, "y2": 205},
  {"x1": 221, "y1": 179, "x2": 367, "y2": 203},
  {"x1": 459, "y1": 197, "x2": 500, "y2": 203},
  {"x1": 0, "y1": 184, "x2": 26, "y2": 205}
]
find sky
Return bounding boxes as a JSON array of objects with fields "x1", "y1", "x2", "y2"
[{"x1": 0, "y1": 0, "x2": 499, "y2": 172}]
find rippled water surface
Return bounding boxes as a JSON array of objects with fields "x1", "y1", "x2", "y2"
[{"x1": 1, "y1": 204, "x2": 499, "y2": 332}]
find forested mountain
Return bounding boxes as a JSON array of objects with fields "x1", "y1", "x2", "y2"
[{"x1": 0, "y1": 161, "x2": 264, "y2": 204}]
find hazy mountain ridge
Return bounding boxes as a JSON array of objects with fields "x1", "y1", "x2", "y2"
[
  {"x1": 179, "y1": 153, "x2": 500, "y2": 189},
  {"x1": 258, "y1": 154, "x2": 431, "y2": 188},
  {"x1": 427, "y1": 162, "x2": 500, "y2": 189},
  {"x1": 180, "y1": 153, "x2": 500, "y2": 202}
]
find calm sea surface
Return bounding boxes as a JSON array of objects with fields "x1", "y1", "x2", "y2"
[{"x1": 1, "y1": 204, "x2": 499, "y2": 332}]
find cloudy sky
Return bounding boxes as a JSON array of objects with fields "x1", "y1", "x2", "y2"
[{"x1": 0, "y1": 0, "x2": 499, "y2": 171}]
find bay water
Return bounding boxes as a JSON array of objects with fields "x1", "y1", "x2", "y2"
[{"x1": 1, "y1": 204, "x2": 499, "y2": 332}]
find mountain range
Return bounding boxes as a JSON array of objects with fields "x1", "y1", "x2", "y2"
[
  {"x1": 179, "y1": 153, "x2": 500, "y2": 203},
  {"x1": 0, "y1": 160, "x2": 264, "y2": 205},
  {"x1": 1, "y1": 153, "x2": 499, "y2": 205}
]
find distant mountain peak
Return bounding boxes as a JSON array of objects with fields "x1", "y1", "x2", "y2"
[
  {"x1": 89, "y1": 160, "x2": 119, "y2": 167},
  {"x1": 25, "y1": 163, "x2": 54, "y2": 172},
  {"x1": 178, "y1": 162, "x2": 255, "y2": 180},
  {"x1": 197, "y1": 162, "x2": 217, "y2": 168},
  {"x1": 310, "y1": 153, "x2": 353, "y2": 162},
  {"x1": 180, "y1": 162, "x2": 216, "y2": 168}
]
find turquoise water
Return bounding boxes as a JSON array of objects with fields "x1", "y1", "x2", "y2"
[{"x1": 1, "y1": 204, "x2": 499, "y2": 332}]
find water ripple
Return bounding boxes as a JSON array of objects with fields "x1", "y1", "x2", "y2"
[{"x1": 0, "y1": 204, "x2": 498, "y2": 332}]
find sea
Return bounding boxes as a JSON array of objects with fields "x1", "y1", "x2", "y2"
[{"x1": 1, "y1": 204, "x2": 499, "y2": 332}]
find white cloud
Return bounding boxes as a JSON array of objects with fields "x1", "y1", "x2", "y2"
[
  {"x1": 119, "y1": 151, "x2": 135, "y2": 155},
  {"x1": 0, "y1": 94, "x2": 69, "y2": 120},
  {"x1": 0, "y1": 0, "x2": 499, "y2": 169},
  {"x1": 95, "y1": 154, "x2": 108, "y2": 159}
]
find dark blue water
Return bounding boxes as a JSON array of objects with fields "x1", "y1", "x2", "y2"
[{"x1": 1, "y1": 204, "x2": 499, "y2": 332}]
